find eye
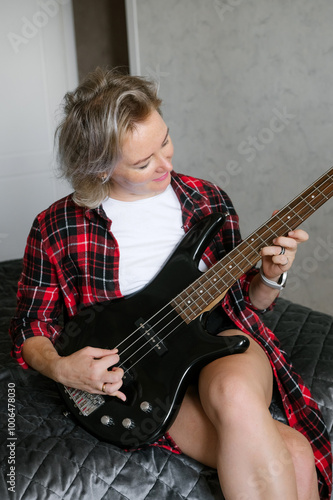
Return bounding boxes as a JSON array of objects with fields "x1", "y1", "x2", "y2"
[
  {"x1": 138, "y1": 163, "x2": 149, "y2": 170},
  {"x1": 162, "y1": 137, "x2": 169, "y2": 147}
]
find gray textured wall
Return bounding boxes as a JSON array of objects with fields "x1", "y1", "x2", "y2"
[{"x1": 131, "y1": 0, "x2": 333, "y2": 314}]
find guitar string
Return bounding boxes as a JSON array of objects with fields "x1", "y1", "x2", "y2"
[
  {"x1": 164, "y1": 172, "x2": 333, "y2": 318},
  {"x1": 119, "y1": 190, "x2": 330, "y2": 374},
  {"x1": 115, "y1": 168, "x2": 331, "y2": 357},
  {"x1": 116, "y1": 173, "x2": 333, "y2": 372},
  {"x1": 115, "y1": 173, "x2": 333, "y2": 373},
  {"x1": 112, "y1": 170, "x2": 332, "y2": 359},
  {"x1": 117, "y1": 177, "x2": 333, "y2": 377}
]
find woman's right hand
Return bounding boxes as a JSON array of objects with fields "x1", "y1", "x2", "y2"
[
  {"x1": 56, "y1": 346, "x2": 126, "y2": 401},
  {"x1": 22, "y1": 337, "x2": 126, "y2": 401}
]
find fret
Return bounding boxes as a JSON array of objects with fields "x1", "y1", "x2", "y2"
[
  {"x1": 172, "y1": 271, "x2": 226, "y2": 321},
  {"x1": 249, "y1": 231, "x2": 267, "y2": 248},
  {"x1": 306, "y1": 188, "x2": 330, "y2": 209},
  {"x1": 171, "y1": 167, "x2": 333, "y2": 323},
  {"x1": 195, "y1": 276, "x2": 221, "y2": 303},
  {"x1": 261, "y1": 223, "x2": 276, "y2": 239},
  {"x1": 172, "y1": 296, "x2": 197, "y2": 322},
  {"x1": 204, "y1": 270, "x2": 224, "y2": 294},
  {"x1": 303, "y1": 196, "x2": 317, "y2": 213},
  {"x1": 311, "y1": 189, "x2": 328, "y2": 203},
  {"x1": 247, "y1": 236, "x2": 261, "y2": 258},
  {"x1": 241, "y1": 251, "x2": 256, "y2": 269},
  {"x1": 273, "y1": 207, "x2": 303, "y2": 233}
]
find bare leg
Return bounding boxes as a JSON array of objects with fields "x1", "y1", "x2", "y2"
[{"x1": 169, "y1": 330, "x2": 319, "y2": 500}]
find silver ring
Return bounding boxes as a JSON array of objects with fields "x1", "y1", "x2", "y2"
[
  {"x1": 102, "y1": 383, "x2": 107, "y2": 393},
  {"x1": 279, "y1": 246, "x2": 286, "y2": 255}
]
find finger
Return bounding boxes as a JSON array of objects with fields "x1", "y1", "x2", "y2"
[
  {"x1": 108, "y1": 366, "x2": 124, "y2": 382},
  {"x1": 101, "y1": 381, "x2": 126, "y2": 401},
  {"x1": 261, "y1": 247, "x2": 292, "y2": 269},
  {"x1": 97, "y1": 353, "x2": 121, "y2": 371},
  {"x1": 272, "y1": 237, "x2": 297, "y2": 252},
  {"x1": 280, "y1": 258, "x2": 289, "y2": 267},
  {"x1": 102, "y1": 379, "x2": 123, "y2": 393},
  {"x1": 261, "y1": 245, "x2": 289, "y2": 258},
  {"x1": 110, "y1": 390, "x2": 127, "y2": 402},
  {"x1": 101, "y1": 367, "x2": 124, "y2": 388},
  {"x1": 92, "y1": 348, "x2": 119, "y2": 358},
  {"x1": 273, "y1": 231, "x2": 308, "y2": 248},
  {"x1": 271, "y1": 255, "x2": 291, "y2": 268},
  {"x1": 83, "y1": 346, "x2": 119, "y2": 359},
  {"x1": 287, "y1": 229, "x2": 309, "y2": 242}
]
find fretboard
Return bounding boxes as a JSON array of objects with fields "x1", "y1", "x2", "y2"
[{"x1": 171, "y1": 166, "x2": 333, "y2": 323}]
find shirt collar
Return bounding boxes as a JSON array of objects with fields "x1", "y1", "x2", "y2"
[
  {"x1": 84, "y1": 171, "x2": 208, "y2": 225},
  {"x1": 170, "y1": 171, "x2": 207, "y2": 204}
]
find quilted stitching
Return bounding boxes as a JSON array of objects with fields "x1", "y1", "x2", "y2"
[
  {"x1": 264, "y1": 300, "x2": 333, "y2": 441},
  {"x1": 1, "y1": 260, "x2": 332, "y2": 499}
]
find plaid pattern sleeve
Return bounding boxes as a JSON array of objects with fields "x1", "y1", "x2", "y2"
[
  {"x1": 9, "y1": 195, "x2": 123, "y2": 368},
  {"x1": 9, "y1": 172, "x2": 332, "y2": 498},
  {"x1": 9, "y1": 216, "x2": 64, "y2": 367}
]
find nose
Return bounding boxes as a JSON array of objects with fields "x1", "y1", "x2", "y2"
[
  {"x1": 156, "y1": 144, "x2": 174, "y2": 172},
  {"x1": 156, "y1": 155, "x2": 173, "y2": 172}
]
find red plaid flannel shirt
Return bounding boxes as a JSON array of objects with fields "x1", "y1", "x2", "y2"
[{"x1": 9, "y1": 171, "x2": 332, "y2": 498}]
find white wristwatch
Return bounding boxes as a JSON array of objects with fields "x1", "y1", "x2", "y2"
[{"x1": 259, "y1": 267, "x2": 288, "y2": 291}]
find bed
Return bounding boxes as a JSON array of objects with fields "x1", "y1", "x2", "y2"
[{"x1": 0, "y1": 258, "x2": 332, "y2": 499}]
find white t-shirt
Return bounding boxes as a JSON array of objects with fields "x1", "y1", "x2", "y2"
[{"x1": 102, "y1": 185, "x2": 185, "y2": 295}]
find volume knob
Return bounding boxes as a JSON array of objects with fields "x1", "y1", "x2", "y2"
[
  {"x1": 100, "y1": 415, "x2": 114, "y2": 426},
  {"x1": 122, "y1": 418, "x2": 135, "y2": 429},
  {"x1": 140, "y1": 401, "x2": 152, "y2": 413}
]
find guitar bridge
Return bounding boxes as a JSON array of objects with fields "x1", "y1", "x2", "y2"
[
  {"x1": 135, "y1": 318, "x2": 168, "y2": 356},
  {"x1": 63, "y1": 386, "x2": 105, "y2": 416}
]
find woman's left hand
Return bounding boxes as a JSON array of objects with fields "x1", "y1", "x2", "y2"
[{"x1": 260, "y1": 228, "x2": 309, "y2": 280}]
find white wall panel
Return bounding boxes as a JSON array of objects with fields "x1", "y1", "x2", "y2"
[
  {"x1": 126, "y1": 0, "x2": 333, "y2": 314},
  {"x1": 0, "y1": 0, "x2": 78, "y2": 261}
]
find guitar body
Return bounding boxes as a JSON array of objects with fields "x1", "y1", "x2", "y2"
[
  {"x1": 57, "y1": 213, "x2": 249, "y2": 449},
  {"x1": 56, "y1": 166, "x2": 333, "y2": 447}
]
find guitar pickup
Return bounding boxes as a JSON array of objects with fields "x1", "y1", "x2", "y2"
[{"x1": 135, "y1": 318, "x2": 168, "y2": 357}]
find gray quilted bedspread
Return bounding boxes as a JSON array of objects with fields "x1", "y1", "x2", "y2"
[{"x1": 0, "y1": 260, "x2": 332, "y2": 500}]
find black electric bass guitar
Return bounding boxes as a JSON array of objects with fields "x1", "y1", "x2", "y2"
[{"x1": 57, "y1": 167, "x2": 333, "y2": 448}]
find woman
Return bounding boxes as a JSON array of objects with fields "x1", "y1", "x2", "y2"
[{"x1": 10, "y1": 68, "x2": 332, "y2": 499}]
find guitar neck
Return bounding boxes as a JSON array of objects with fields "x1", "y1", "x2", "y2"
[{"x1": 172, "y1": 167, "x2": 333, "y2": 322}]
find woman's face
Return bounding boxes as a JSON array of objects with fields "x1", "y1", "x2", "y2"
[{"x1": 108, "y1": 110, "x2": 174, "y2": 201}]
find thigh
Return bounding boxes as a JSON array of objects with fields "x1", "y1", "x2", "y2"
[
  {"x1": 168, "y1": 329, "x2": 273, "y2": 467},
  {"x1": 168, "y1": 383, "x2": 219, "y2": 468}
]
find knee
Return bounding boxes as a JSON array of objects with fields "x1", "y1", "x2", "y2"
[
  {"x1": 288, "y1": 431, "x2": 316, "y2": 468},
  {"x1": 199, "y1": 368, "x2": 266, "y2": 425},
  {"x1": 284, "y1": 430, "x2": 318, "y2": 491}
]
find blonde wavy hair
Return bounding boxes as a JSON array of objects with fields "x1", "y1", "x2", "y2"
[{"x1": 55, "y1": 67, "x2": 162, "y2": 208}]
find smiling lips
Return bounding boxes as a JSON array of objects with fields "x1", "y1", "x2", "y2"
[{"x1": 153, "y1": 172, "x2": 169, "y2": 182}]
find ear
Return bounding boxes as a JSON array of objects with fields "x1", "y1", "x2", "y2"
[{"x1": 99, "y1": 173, "x2": 108, "y2": 183}]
